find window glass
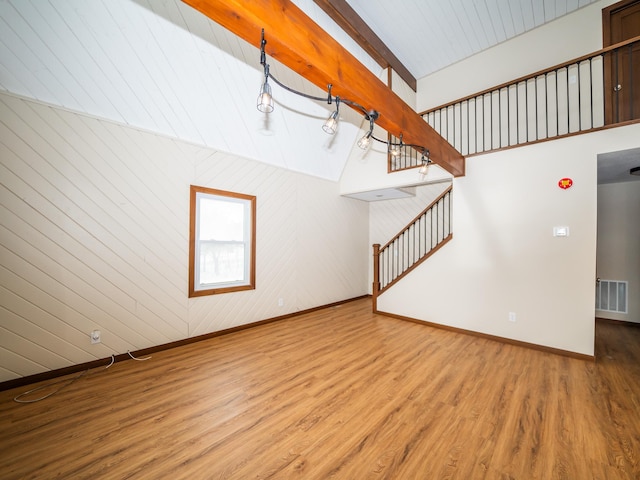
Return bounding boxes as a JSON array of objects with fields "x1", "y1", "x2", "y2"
[{"x1": 189, "y1": 186, "x2": 256, "y2": 297}]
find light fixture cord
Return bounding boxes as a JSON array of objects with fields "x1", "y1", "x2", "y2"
[{"x1": 259, "y1": 29, "x2": 432, "y2": 163}]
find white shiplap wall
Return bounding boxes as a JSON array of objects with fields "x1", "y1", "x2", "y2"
[
  {"x1": 0, "y1": 92, "x2": 370, "y2": 382},
  {"x1": 0, "y1": 0, "x2": 375, "y2": 182}
]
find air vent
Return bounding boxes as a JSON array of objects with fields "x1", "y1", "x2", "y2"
[{"x1": 596, "y1": 280, "x2": 628, "y2": 314}]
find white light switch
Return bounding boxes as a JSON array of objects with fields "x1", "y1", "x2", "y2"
[{"x1": 553, "y1": 226, "x2": 569, "y2": 237}]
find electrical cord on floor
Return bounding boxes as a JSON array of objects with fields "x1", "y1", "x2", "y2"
[
  {"x1": 12, "y1": 352, "x2": 133, "y2": 404},
  {"x1": 105, "y1": 354, "x2": 115, "y2": 369},
  {"x1": 127, "y1": 350, "x2": 151, "y2": 361},
  {"x1": 13, "y1": 369, "x2": 89, "y2": 404}
]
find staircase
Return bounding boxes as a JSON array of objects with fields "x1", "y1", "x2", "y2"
[
  {"x1": 373, "y1": 36, "x2": 639, "y2": 308},
  {"x1": 372, "y1": 185, "x2": 452, "y2": 310}
]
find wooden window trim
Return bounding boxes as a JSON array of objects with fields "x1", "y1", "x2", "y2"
[{"x1": 189, "y1": 185, "x2": 256, "y2": 298}]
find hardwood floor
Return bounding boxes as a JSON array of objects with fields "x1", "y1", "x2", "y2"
[{"x1": 1, "y1": 299, "x2": 639, "y2": 479}]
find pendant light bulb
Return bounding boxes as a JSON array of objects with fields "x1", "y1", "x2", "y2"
[
  {"x1": 358, "y1": 132, "x2": 372, "y2": 149},
  {"x1": 257, "y1": 80, "x2": 274, "y2": 113},
  {"x1": 323, "y1": 110, "x2": 339, "y2": 135},
  {"x1": 419, "y1": 152, "x2": 431, "y2": 175}
]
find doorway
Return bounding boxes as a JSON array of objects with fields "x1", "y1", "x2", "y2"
[
  {"x1": 595, "y1": 147, "x2": 640, "y2": 324},
  {"x1": 602, "y1": 0, "x2": 640, "y2": 124}
]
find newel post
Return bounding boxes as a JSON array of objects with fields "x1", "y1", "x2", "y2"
[{"x1": 372, "y1": 244, "x2": 381, "y2": 313}]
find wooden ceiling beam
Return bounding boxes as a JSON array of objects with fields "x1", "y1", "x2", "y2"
[
  {"x1": 312, "y1": 0, "x2": 416, "y2": 92},
  {"x1": 181, "y1": 0, "x2": 465, "y2": 177}
]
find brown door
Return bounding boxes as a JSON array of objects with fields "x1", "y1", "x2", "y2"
[{"x1": 602, "y1": 0, "x2": 640, "y2": 124}]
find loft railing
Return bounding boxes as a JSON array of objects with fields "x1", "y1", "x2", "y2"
[
  {"x1": 388, "y1": 134, "x2": 421, "y2": 171},
  {"x1": 373, "y1": 185, "x2": 452, "y2": 307},
  {"x1": 422, "y1": 36, "x2": 640, "y2": 157},
  {"x1": 389, "y1": 36, "x2": 640, "y2": 169}
]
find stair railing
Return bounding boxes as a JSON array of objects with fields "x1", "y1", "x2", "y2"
[{"x1": 373, "y1": 185, "x2": 453, "y2": 309}]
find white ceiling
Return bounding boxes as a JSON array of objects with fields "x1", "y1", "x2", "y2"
[
  {"x1": 345, "y1": 0, "x2": 601, "y2": 79},
  {"x1": 598, "y1": 147, "x2": 640, "y2": 184},
  {"x1": 0, "y1": 0, "x2": 618, "y2": 183}
]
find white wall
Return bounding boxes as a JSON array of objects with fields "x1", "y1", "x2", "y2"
[
  {"x1": 417, "y1": 0, "x2": 616, "y2": 111},
  {"x1": 390, "y1": 68, "x2": 417, "y2": 110},
  {"x1": 0, "y1": 92, "x2": 370, "y2": 382},
  {"x1": 597, "y1": 181, "x2": 640, "y2": 323},
  {"x1": 377, "y1": 124, "x2": 640, "y2": 356}
]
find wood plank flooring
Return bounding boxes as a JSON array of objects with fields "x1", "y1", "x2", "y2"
[{"x1": 1, "y1": 299, "x2": 639, "y2": 479}]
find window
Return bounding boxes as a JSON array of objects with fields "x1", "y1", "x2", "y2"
[{"x1": 189, "y1": 186, "x2": 256, "y2": 297}]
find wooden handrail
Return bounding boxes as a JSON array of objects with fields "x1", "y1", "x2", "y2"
[
  {"x1": 372, "y1": 243, "x2": 380, "y2": 312},
  {"x1": 419, "y1": 35, "x2": 640, "y2": 115},
  {"x1": 409, "y1": 35, "x2": 640, "y2": 159},
  {"x1": 380, "y1": 184, "x2": 453, "y2": 252}
]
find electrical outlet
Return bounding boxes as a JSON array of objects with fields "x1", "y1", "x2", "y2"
[
  {"x1": 90, "y1": 330, "x2": 101, "y2": 344},
  {"x1": 278, "y1": 298, "x2": 284, "y2": 307},
  {"x1": 508, "y1": 312, "x2": 517, "y2": 322}
]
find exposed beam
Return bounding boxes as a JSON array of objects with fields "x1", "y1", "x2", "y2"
[
  {"x1": 181, "y1": 0, "x2": 465, "y2": 177},
  {"x1": 312, "y1": 0, "x2": 417, "y2": 92}
]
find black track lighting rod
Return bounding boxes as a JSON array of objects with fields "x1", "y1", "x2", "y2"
[{"x1": 258, "y1": 29, "x2": 430, "y2": 162}]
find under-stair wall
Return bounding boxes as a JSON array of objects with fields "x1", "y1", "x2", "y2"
[{"x1": 376, "y1": 123, "x2": 640, "y2": 357}]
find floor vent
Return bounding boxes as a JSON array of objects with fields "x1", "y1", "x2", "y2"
[{"x1": 596, "y1": 280, "x2": 628, "y2": 314}]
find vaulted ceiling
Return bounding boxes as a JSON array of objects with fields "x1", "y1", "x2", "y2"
[
  {"x1": 345, "y1": 0, "x2": 600, "y2": 80},
  {"x1": 0, "y1": 0, "x2": 600, "y2": 181}
]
